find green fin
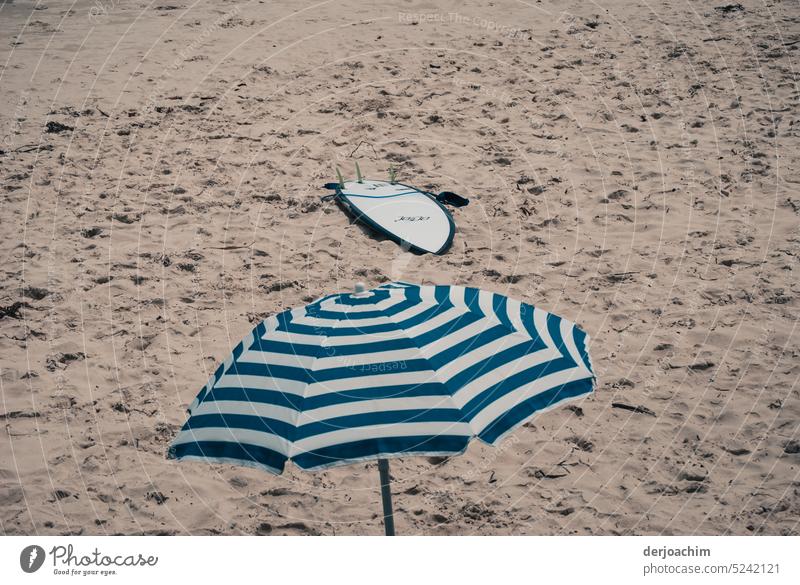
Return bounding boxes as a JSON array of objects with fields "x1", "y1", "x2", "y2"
[
  {"x1": 355, "y1": 161, "x2": 363, "y2": 183},
  {"x1": 335, "y1": 166, "x2": 345, "y2": 188},
  {"x1": 389, "y1": 165, "x2": 396, "y2": 184}
]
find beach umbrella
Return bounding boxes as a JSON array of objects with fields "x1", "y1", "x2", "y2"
[{"x1": 168, "y1": 281, "x2": 595, "y2": 535}]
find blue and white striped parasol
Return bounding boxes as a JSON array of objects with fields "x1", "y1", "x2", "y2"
[{"x1": 169, "y1": 281, "x2": 595, "y2": 534}]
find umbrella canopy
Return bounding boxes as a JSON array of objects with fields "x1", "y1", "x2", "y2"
[{"x1": 168, "y1": 282, "x2": 595, "y2": 475}]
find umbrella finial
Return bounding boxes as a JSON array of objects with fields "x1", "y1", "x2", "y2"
[{"x1": 354, "y1": 282, "x2": 366, "y2": 294}]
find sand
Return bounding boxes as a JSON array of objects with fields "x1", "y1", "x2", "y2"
[{"x1": 0, "y1": 0, "x2": 798, "y2": 535}]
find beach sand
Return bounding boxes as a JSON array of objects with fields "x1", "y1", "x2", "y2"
[{"x1": 1, "y1": 0, "x2": 798, "y2": 535}]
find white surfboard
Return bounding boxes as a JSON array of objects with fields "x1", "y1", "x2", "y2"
[{"x1": 335, "y1": 179, "x2": 456, "y2": 254}]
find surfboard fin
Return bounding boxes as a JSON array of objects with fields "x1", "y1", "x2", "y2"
[
  {"x1": 335, "y1": 166, "x2": 345, "y2": 188},
  {"x1": 389, "y1": 165, "x2": 396, "y2": 184},
  {"x1": 435, "y1": 191, "x2": 469, "y2": 207},
  {"x1": 355, "y1": 161, "x2": 363, "y2": 183}
]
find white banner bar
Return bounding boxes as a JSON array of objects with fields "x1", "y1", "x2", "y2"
[{"x1": 2, "y1": 536, "x2": 799, "y2": 584}]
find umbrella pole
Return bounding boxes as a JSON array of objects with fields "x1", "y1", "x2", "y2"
[{"x1": 377, "y1": 458, "x2": 395, "y2": 536}]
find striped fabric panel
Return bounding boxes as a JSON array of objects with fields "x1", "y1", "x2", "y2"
[{"x1": 169, "y1": 282, "x2": 595, "y2": 473}]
